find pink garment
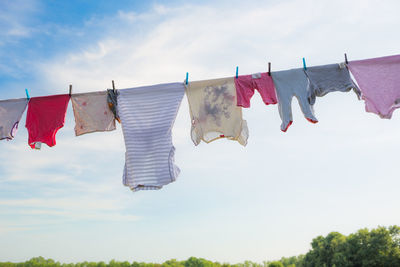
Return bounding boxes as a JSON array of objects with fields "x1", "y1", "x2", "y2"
[
  {"x1": 26, "y1": 94, "x2": 70, "y2": 148},
  {"x1": 234, "y1": 72, "x2": 277, "y2": 108},
  {"x1": 348, "y1": 54, "x2": 400, "y2": 119}
]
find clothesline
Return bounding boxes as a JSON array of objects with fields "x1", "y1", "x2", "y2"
[
  {"x1": 1, "y1": 53, "x2": 399, "y2": 193},
  {"x1": 22, "y1": 84, "x2": 112, "y2": 100},
  {"x1": 9, "y1": 53, "x2": 351, "y2": 104}
]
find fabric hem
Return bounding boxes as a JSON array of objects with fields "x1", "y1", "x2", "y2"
[
  {"x1": 129, "y1": 185, "x2": 163, "y2": 192},
  {"x1": 306, "y1": 118, "x2": 318, "y2": 124},
  {"x1": 196, "y1": 121, "x2": 249, "y2": 146},
  {"x1": 281, "y1": 121, "x2": 293, "y2": 132},
  {"x1": 74, "y1": 125, "x2": 117, "y2": 137},
  {"x1": 362, "y1": 95, "x2": 393, "y2": 119},
  {"x1": 262, "y1": 100, "x2": 278, "y2": 106}
]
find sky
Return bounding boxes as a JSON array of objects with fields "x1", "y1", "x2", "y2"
[{"x1": 1, "y1": 0, "x2": 400, "y2": 264}]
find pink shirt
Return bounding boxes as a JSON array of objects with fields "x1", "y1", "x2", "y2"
[
  {"x1": 26, "y1": 94, "x2": 70, "y2": 148},
  {"x1": 348, "y1": 54, "x2": 400, "y2": 119}
]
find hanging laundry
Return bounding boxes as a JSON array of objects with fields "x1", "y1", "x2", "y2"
[
  {"x1": 235, "y1": 72, "x2": 278, "y2": 107},
  {"x1": 25, "y1": 94, "x2": 70, "y2": 149},
  {"x1": 71, "y1": 91, "x2": 116, "y2": 136},
  {"x1": 0, "y1": 98, "x2": 28, "y2": 140},
  {"x1": 271, "y1": 69, "x2": 318, "y2": 132},
  {"x1": 305, "y1": 63, "x2": 361, "y2": 105},
  {"x1": 118, "y1": 83, "x2": 184, "y2": 192},
  {"x1": 107, "y1": 89, "x2": 120, "y2": 123},
  {"x1": 348, "y1": 54, "x2": 400, "y2": 119},
  {"x1": 185, "y1": 77, "x2": 248, "y2": 146}
]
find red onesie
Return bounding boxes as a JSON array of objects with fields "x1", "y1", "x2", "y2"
[{"x1": 25, "y1": 94, "x2": 70, "y2": 149}]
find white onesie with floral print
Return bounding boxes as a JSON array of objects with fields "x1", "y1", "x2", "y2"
[{"x1": 185, "y1": 77, "x2": 248, "y2": 146}]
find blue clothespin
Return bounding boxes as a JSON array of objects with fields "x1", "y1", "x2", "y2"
[
  {"x1": 185, "y1": 72, "x2": 189, "y2": 85},
  {"x1": 302, "y1": 57, "x2": 307, "y2": 71},
  {"x1": 25, "y1": 88, "x2": 30, "y2": 100},
  {"x1": 236, "y1": 66, "x2": 239, "y2": 79}
]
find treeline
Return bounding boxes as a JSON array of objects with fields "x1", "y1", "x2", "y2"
[{"x1": 1, "y1": 226, "x2": 399, "y2": 267}]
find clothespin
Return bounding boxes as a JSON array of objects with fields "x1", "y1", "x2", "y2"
[
  {"x1": 235, "y1": 66, "x2": 239, "y2": 79},
  {"x1": 185, "y1": 72, "x2": 189, "y2": 85},
  {"x1": 344, "y1": 53, "x2": 348, "y2": 64},
  {"x1": 302, "y1": 57, "x2": 307, "y2": 71},
  {"x1": 69, "y1": 84, "x2": 72, "y2": 96},
  {"x1": 112, "y1": 80, "x2": 116, "y2": 93},
  {"x1": 268, "y1": 62, "x2": 271, "y2": 76},
  {"x1": 25, "y1": 88, "x2": 30, "y2": 100}
]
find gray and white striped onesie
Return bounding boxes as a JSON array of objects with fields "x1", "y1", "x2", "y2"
[
  {"x1": 118, "y1": 83, "x2": 185, "y2": 192},
  {"x1": 0, "y1": 98, "x2": 28, "y2": 140}
]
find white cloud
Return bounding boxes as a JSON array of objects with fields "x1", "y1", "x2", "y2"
[{"x1": 0, "y1": 0, "x2": 39, "y2": 39}]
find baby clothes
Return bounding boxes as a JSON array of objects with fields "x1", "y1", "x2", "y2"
[
  {"x1": 71, "y1": 91, "x2": 116, "y2": 136},
  {"x1": 107, "y1": 89, "x2": 120, "y2": 123},
  {"x1": 118, "y1": 83, "x2": 184, "y2": 192},
  {"x1": 305, "y1": 63, "x2": 361, "y2": 105},
  {"x1": 185, "y1": 77, "x2": 248, "y2": 146},
  {"x1": 348, "y1": 54, "x2": 400, "y2": 119},
  {"x1": 0, "y1": 98, "x2": 28, "y2": 140},
  {"x1": 25, "y1": 94, "x2": 70, "y2": 149},
  {"x1": 235, "y1": 72, "x2": 278, "y2": 107},
  {"x1": 272, "y1": 69, "x2": 318, "y2": 132}
]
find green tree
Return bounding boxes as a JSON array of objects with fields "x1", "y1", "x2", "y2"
[
  {"x1": 302, "y1": 225, "x2": 400, "y2": 267},
  {"x1": 162, "y1": 259, "x2": 184, "y2": 267},
  {"x1": 1, "y1": 228, "x2": 400, "y2": 267},
  {"x1": 343, "y1": 226, "x2": 400, "y2": 266},
  {"x1": 184, "y1": 257, "x2": 215, "y2": 267},
  {"x1": 276, "y1": 255, "x2": 304, "y2": 267}
]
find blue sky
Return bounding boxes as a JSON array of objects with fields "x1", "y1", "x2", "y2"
[{"x1": 1, "y1": 0, "x2": 400, "y2": 264}]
